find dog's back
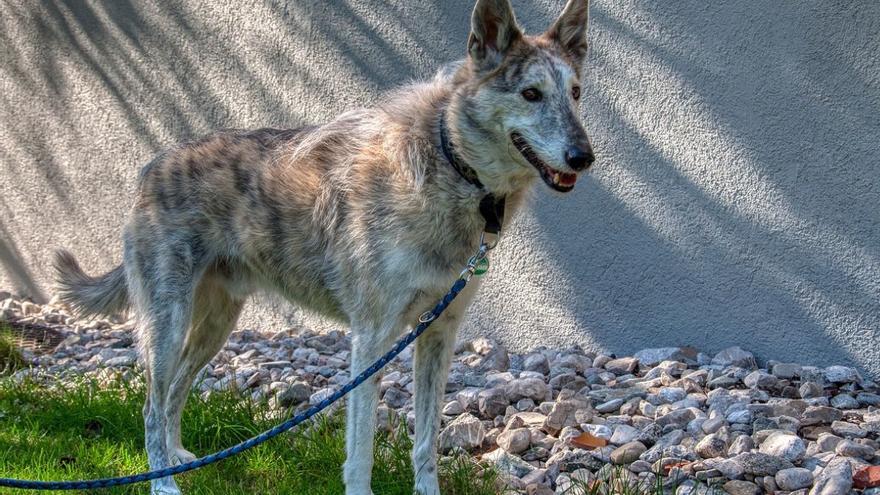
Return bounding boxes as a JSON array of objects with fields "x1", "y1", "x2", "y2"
[{"x1": 55, "y1": 90, "x2": 491, "y2": 322}]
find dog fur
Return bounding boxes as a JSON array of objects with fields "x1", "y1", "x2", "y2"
[{"x1": 54, "y1": 1, "x2": 593, "y2": 493}]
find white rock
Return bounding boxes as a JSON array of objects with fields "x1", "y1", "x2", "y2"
[
  {"x1": 776, "y1": 467, "x2": 813, "y2": 491},
  {"x1": 759, "y1": 431, "x2": 806, "y2": 462},
  {"x1": 823, "y1": 366, "x2": 861, "y2": 384},
  {"x1": 633, "y1": 347, "x2": 688, "y2": 366},
  {"x1": 482, "y1": 448, "x2": 536, "y2": 478},
  {"x1": 711, "y1": 347, "x2": 756, "y2": 368},
  {"x1": 442, "y1": 400, "x2": 464, "y2": 415},
  {"x1": 503, "y1": 378, "x2": 548, "y2": 403},
  {"x1": 695, "y1": 433, "x2": 728, "y2": 458},
  {"x1": 496, "y1": 427, "x2": 531, "y2": 454},
  {"x1": 438, "y1": 413, "x2": 485, "y2": 452},
  {"x1": 610, "y1": 424, "x2": 640, "y2": 445},
  {"x1": 809, "y1": 456, "x2": 852, "y2": 495}
]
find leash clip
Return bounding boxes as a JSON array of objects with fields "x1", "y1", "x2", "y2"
[{"x1": 459, "y1": 234, "x2": 494, "y2": 281}]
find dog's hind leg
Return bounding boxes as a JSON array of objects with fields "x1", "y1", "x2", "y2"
[
  {"x1": 127, "y1": 238, "x2": 201, "y2": 495},
  {"x1": 164, "y1": 269, "x2": 245, "y2": 465},
  {"x1": 411, "y1": 288, "x2": 475, "y2": 495}
]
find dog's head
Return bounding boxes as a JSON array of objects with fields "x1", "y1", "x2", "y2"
[{"x1": 450, "y1": 0, "x2": 594, "y2": 194}]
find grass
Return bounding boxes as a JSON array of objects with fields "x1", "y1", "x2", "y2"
[
  {"x1": 0, "y1": 328, "x2": 26, "y2": 375},
  {"x1": 0, "y1": 374, "x2": 498, "y2": 495},
  {"x1": 0, "y1": 338, "x2": 715, "y2": 495}
]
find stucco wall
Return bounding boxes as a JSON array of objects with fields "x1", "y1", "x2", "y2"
[{"x1": 2, "y1": 1, "x2": 878, "y2": 376}]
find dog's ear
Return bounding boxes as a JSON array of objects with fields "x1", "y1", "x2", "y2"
[
  {"x1": 546, "y1": 0, "x2": 590, "y2": 65},
  {"x1": 468, "y1": 0, "x2": 521, "y2": 69}
]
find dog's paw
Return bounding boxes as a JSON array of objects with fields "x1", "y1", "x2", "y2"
[
  {"x1": 150, "y1": 486, "x2": 182, "y2": 495},
  {"x1": 414, "y1": 477, "x2": 441, "y2": 495},
  {"x1": 169, "y1": 447, "x2": 197, "y2": 466}
]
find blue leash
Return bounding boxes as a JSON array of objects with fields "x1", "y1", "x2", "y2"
[{"x1": 0, "y1": 241, "x2": 492, "y2": 491}]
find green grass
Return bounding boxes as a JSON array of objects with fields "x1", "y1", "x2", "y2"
[
  {"x1": 0, "y1": 375, "x2": 498, "y2": 495},
  {"x1": 0, "y1": 328, "x2": 26, "y2": 375}
]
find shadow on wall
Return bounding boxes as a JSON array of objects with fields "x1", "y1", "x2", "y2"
[
  {"x1": 523, "y1": 1, "x2": 879, "y2": 372},
  {"x1": 0, "y1": 221, "x2": 46, "y2": 301},
  {"x1": 1, "y1": 1, "x2": 878, "y2": 373},
  {"x1": 0, "y1": 0, "x2": 463, "y2": 300}
]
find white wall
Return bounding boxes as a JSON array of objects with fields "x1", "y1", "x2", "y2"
[{"x1": 2, "y1": 1, "x2": 878, "y2": 376}]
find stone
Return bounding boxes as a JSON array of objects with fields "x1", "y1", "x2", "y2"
[
  {"x1": 633, "y1": 347, "x2": 689, "y2": 366},
  {"x1": 522, "y1": 353, "x2": 550, "y2": 375},
  {"x1": 817, "y1": 433, "x2": 843, "y2": 452},
  {"x1": 657, "y1": 387, "x2": 687, "y2": 404},
  {"x1": 711, "y1": 347, "x2": 756, "y2": 368},
  {"x1": 776, "y1": 467, "x2": 814, "y2": 491},
  {"x1": 382, "y1": 387, "x2": 409, "y2": 408},
  {"x1": 831, "y1": 420, "x2": 867, "y2": 438},
  {"x1": 809, "y1": 456, "x2": 853, "y2": 495},
  {"x1": 595, "y1": 398, "x2": 624, "y2": 413},
  {"x1": 103, "y1": 354, "x2": 137, "y2": 367},
  {"x1": 854, "y1": 466, "x2": 880, "y2": 490},
  {"x1": 701, "y1": 415, "x2": 725, "y2": 434},
  {"x1": 772, "y1": 363, "x2": 802, "y2": 379},
  {"x1": 656, "y1": 408, "x2": 697, "y2": 429},
  {"x1": 829, "y1": 393, "x2": 859, "y2": 410},
  {"x1": 581, "y1": 424, "x2": 613, "y2": 441},
  {"x1": 744, "y1": 370, "x2": 779, "y2": 390},
  {"x1": 478, "y1": 387, "x2": 508, "y2": 418},
  {"x1": 726, "y1": 408, "x2": 753, "y2": 425},
  {"x1": 543, "y1": 398, "x2": 590, "y2": 435},
  {"x1": 802, "y1": 406, "x2": 842, "y2": 425},
  {"x1": 610, "y1": 424, "x2": 640, "y2": 445},
  {"x1": 730, "y1": 452, "x2": 794, "y2": 476},
  {"x1": 497, "y1": 427, "x2": 531, "y2": 454},
  {"x1": 471, "y1": 339, "x2": 510, "y2": 372},
  {"x1": 509, "y1": 411, "x2": 547, "y2": 429},
  {"x1": 483, "y1": 448, "x2": 536, "y2": 478},
  {"x1": 759, "y1": 431, "x2": 806, "y2": 462},
  {"x1": 277, "y1": 382, "x2": 311, "y2": 407},
  {"x1": 695, "y1": 433, "x2": 727, "y2": 458},
  {"x1": 722, "y1": 480, "x2": 761, "y2": 495},
  {"x1": 604, "y1": 357, "x2": 638, "y2": 375},
  {"x1": 610, "y1": 441, "x2": 647, "y2": 465},
  {"x1": 308, "y1": 387, "x2": 334, "y2": 405},
  {"x1": 503, "y1": 378, "x2": 548, "y2": 403},
  {"x1": 799, "y1": 381, "x2": 824, "y2": 399},
  {"x1": 835, "y1": 439, "x2": 874, "y2": 458},
  {"x1": 708, "y1": 375, "x2": 740, "y2": 389},
  {"x1": 442, "y1": 400, "x2": 464, "y2": 415},
  {"x1": 438, "y1": 413, "x2": 485, "y2": 452},
  {"x1": 823, "y1": 365, "x2": 861, "y2": 384}
]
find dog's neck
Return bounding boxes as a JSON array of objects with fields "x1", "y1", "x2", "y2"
[
  {"x1": 440, "y1": 102, "x2": 536, "y2": 199},
  {"x1": 438, "y1": 111, "x2": 485, "y2": 190},
  {"x1": 438, "y1": 110, "x2": 506, "y2": 236}
]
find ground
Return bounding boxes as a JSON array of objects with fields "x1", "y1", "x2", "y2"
[{"x1": 1, "y1": 294, "x2": 879, "y2": 494}]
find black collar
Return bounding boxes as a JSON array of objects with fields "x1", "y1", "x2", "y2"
[{"x1": 439, "y1": 111, "x2": 506, "y2": 236}]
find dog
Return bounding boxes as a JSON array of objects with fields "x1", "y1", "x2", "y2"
[{"x1": 54, "y1": 0, "x2": 594, "y2": 493}]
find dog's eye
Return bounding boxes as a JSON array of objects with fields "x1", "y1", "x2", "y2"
[
  {"x1": 521, "y1": 88, "x2": 542, "y2": 102},
  {"x1": 572, "y1": 86, "x2": 581, "y2": 100}
]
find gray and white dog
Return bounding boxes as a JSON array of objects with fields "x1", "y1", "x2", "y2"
[{"x1": 54, "y1": 0, "x2": 594, "y2": 493}]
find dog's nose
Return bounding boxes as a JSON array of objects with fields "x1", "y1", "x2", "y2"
[{"x1": 565, "y1": 145, "x2": 595, "y2": 171}]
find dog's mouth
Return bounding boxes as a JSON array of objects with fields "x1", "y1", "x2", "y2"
[{"x1": 510, "y1": 133, "x2": 577, "y2": 193}]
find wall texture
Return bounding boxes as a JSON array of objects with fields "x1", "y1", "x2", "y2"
[{"x1": 2, "y1": 1, "x2": 878, "y2": 376}]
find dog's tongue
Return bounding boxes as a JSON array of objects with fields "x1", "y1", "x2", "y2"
[{"x1": 557, "y1": 172, "x2": 577, "y2": 187}]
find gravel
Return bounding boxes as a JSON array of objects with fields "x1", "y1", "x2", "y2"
[{"x1": 3, "y1": 294, "x2": 879, "y2": 494}]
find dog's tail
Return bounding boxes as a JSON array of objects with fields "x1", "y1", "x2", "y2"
[{"x1": 53, "y1": 250, "x2": 130, "y2": 317}]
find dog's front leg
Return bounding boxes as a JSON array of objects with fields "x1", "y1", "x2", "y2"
[
  {"x1": 412, "y1": 288, "x2": 474, "y2": 495},
  {"x1": 343, "y1": 325, "x2": 394, "y2": 495}
]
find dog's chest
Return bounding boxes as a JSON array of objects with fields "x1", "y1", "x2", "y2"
[{"x1": 382, "y1": 240, "x2": 469, "y2": 294}]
